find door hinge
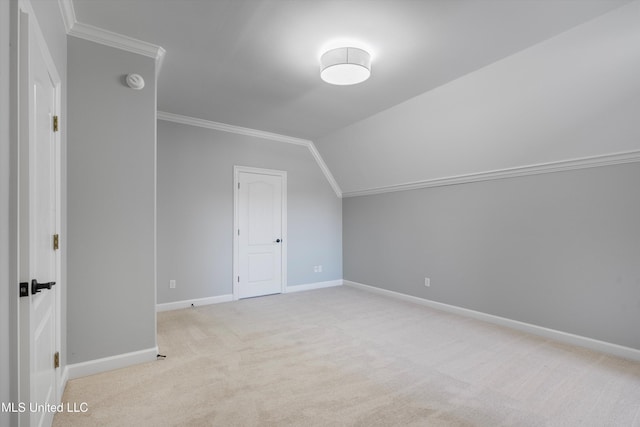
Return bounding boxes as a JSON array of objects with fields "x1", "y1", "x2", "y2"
[
  {"x1": 53, "y1": 234, "x2": 59, "y2": 250},
  {"x1": 53, "y1": 115, "x2": 59, "y2": 132},
  {"x1": 54, "y1": 351, "x2": 60, "y2": 369}
]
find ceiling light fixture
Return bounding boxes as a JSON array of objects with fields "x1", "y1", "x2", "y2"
[{"x1": 320, "y1": 47, "x2": 371, "y2": 85}]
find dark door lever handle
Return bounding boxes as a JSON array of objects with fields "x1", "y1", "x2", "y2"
[
  {"x1": 32, "y1": 279, "x2": 55, "y2": 294},
  {"x1": 275, "y1": 239, "x2": 281, "y2": 243}
]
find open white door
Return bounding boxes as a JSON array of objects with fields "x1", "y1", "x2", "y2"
[
  {"x1": 234, "y1": 167, "x2": 287, "y2": 299},
  {"x1": 18, "y1": 6, "x2": 62, "y2": 427}
]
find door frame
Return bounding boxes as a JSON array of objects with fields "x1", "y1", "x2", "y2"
[
  {"x1": 16, "y1": 0, "x2": 63, "y2": 424},
  {"x1": 232, "y1": 166, "x2": 287, "y2": 300}
]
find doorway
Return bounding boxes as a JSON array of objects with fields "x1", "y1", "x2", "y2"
[
  {"x1": 233, "y1": 166, "x2": 287, "y2": 299},
  {"x1": 18, "y1": 5, "x2": 63, "y2": 427}
]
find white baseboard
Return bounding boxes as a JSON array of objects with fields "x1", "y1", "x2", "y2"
[
  {"x1": 156, "y1": 294, "x2": 233, "y2": 312},
  {"x1": 344, "y1": 280, "x2": 640, "y2": 362},
  {"x1": 66, "y1": 346, "x2": 159, "y2": 380},
  {"x1": 285, "y1": 279, "x2": 343, "y2": 293},
  {"x1": 156, "y1": 282, "x2": 344, "y2": 312}
]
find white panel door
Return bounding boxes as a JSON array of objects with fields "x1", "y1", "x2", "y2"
[
  {"x1": 236, "y1": 169, "x2": 286, "y2": 299},
  {"x1": 18, "y1": 9, "x2": 60, "y2": 427}
]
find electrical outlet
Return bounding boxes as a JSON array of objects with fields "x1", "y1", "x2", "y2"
[
  {"x1": 169, "y1": 280, "x2": 176, "y2": 289},
  {"x1": 424, "y1": 277, "x2": 430, "y2": 287}
]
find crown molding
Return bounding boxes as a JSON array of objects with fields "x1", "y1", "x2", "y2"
[
  {"x1": 58, "y1": 0, "x2": 76, "y2": 33},
  {"x1": 58, "y1": 0, "x2": 165, "y2": 69},
  {"x1": 342, "y1": 150, "x2": 640, "y2": 198},
  {"x1": 157, "y1": 111, "x2": 343, "y2": 198},
  {"x1": 307, "y1": 142, "x2": 342, "y2": 199},
  {"x1": 157, "y1": 111, "x2": 309, "y2": 146},
  {"x1": 68, "y1": 22, "x2": 166, "y2": 64}
]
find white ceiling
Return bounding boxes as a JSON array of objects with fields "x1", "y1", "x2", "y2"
[
  {"x1": 72, "y1": 0, "x2": 632, "y2": 140},
  {"x1": 316, "y1": 0, "x2": 640, "y2": 195}
]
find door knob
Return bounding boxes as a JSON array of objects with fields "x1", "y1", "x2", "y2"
[
  {"x1": 31, "y1": 279, "x2": 55, "y2": 294},
  {"x1": 275, "y1": 238, "x2": 281, "y2": 243}
]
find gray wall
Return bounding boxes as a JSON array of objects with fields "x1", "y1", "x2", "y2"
[
  {"x1": 68, "y1": 37, "x2": 156, "y2": 363},
  {"x1": 157, "y1": 121, "x2": 342, "y2": 304},
  {"x1": 344, "y1": 163, "x2": 640, "y2": 350}
]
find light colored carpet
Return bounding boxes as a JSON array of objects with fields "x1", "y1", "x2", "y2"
[{"x1": 54, "y1": 286, "x2": 640, "y2": 426}]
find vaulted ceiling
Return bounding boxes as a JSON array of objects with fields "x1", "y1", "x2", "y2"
[{"x1": 71, "y1": 0, "x2": 640, "y2": 195}]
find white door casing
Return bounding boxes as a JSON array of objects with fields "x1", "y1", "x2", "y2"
[
  {"x1": 233, "y1": 167, "x2": 287, "y2": 300},
  {"x1": 18, "y1": 4, "x2": 62, "y2": 427}
]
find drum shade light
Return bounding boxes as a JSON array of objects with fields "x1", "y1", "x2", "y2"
[{"x1": 320, "y1": 47, "x2": 371, "y2": 85}]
